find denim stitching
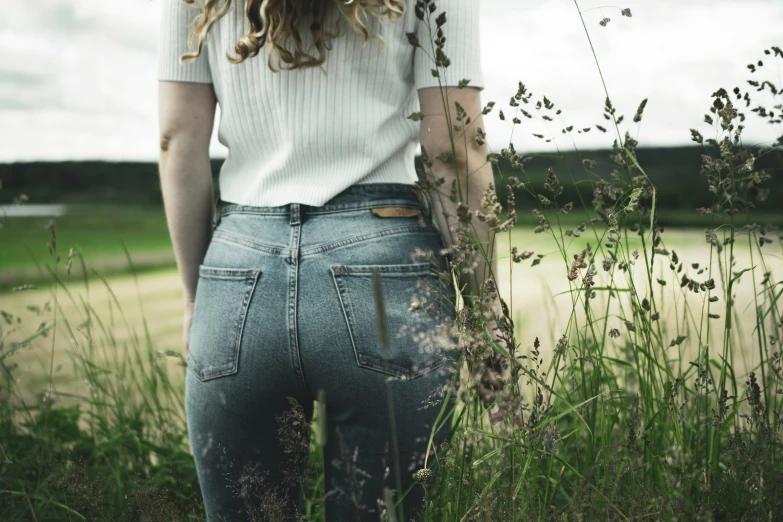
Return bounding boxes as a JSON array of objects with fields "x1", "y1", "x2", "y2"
[
  {"x1": 330, "y1": 268, "x2": 363, "y2": 369},
  {"x1": 334, "y1": 262, "x2": 433, "y2": 276},
  {"x1": 302, "y1": 225, "x2": 440, "y2": 257},
  {"x1": 212, "y1": 231, "x2": 286, "y2": 256},
  {"x1": 330, "y1": 267, "x2": 446, "y2": 380},
  {"x1": 190, "y1": 270, "x2": 261, "y2": 382},
  {"x1": 220, "y1": 200, "x2": 423, "y2": 218},
  {"x1": 210, "y1": 225, "x2": 439, "y2": 258},
  {"x1": 198, "y1": 266, "x2": 262, "y2": 279}
]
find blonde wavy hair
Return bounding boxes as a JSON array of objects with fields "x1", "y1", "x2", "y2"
[{"x1": 180, "y1": 0, "x2": 408, "y2": 73}]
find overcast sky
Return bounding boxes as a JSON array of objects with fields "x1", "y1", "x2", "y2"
[{"x1": 0, "y1": 0, "x2": 781, "y2": 162}]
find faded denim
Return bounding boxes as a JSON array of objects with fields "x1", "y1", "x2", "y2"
[{"x1": 186, "y1": 182, "x2": 460, "y2": 521}]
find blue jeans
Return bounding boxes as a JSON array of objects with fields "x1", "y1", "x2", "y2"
[{"x1": 186, "y1": 183, "x2": 460, "y2": 521}]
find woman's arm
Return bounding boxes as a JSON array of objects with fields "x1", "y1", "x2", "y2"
[{"x1": 158, "y1": 80, "x2": 217, "y2": 304}]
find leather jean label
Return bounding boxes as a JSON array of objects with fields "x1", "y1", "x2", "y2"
[{"x1": 371, "y1": 207, "x2": 422, "y2": 218}]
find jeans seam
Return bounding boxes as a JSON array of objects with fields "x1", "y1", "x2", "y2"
[
  {"x1": 330, "y1": 268, "x2": 446, "y2": 380},
  {"x1": 219, "y1": 200, "x2": 423, "y2": 219},
  {"x1": 212, "y1": 231, "x2": 286, "y2": 256},
  {"x1": 189, "y1": 271, "x2": 261, "y2": 382},
  {"x1": 211, "y1": 225, "x2": 438, "y2": 258},
  {"x1": 302, "y1": 225, "x2": 439, "y2": 257}
]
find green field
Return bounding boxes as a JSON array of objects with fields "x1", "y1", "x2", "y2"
[
  {"x1": 4, "y1": 201, "x2": 780, "y2": 293},
  {"x1": 2, "y1": 215, "x2": 781, "y2": 519},
  {"x1": 0, "y1": 204, "x2": 174, "y2": 290}
]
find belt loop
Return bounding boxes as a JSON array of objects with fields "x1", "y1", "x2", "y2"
[
  {"x1": 212, "y1": 195, "x2": 222, "y2": 230},
  {"x1": 413, "y1": 184, "x2": 431, "y2": 220},
  {"x1": 421, "y1": 186, "x2": 433, "y2": 221},
  {"x1": 289, "y1": 203, "x2": 301, "y2": 226}
]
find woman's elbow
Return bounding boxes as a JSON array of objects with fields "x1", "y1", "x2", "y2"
[{"x1": 158, "y1": 129, "x2": 211, "y2": 156}]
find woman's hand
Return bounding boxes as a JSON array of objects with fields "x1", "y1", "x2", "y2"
[{"x1": 183, "y1": 300, "x2": 195, "y2": 355}]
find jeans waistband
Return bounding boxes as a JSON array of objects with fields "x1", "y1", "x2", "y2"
[{"x1": 212, "y1": 183, "x2": 433, "y2": 228}]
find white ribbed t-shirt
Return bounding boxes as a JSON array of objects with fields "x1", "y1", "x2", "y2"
[{"x1": 158, "y1": 0, "x2": 484, "y2": 207}]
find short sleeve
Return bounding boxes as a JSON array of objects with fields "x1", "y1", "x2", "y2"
[
  {"x1": 413, "y1": 0, "x2": 484, "y2": 91},
  {"x1": 158, "y1": 0, "x2": 213, "y2": 83}
]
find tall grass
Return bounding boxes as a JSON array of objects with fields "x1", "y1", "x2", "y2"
[
  {"x1": 405, "y1": 2, "x2": 781, "y2": 520},
  {"x1": 1, "y1": 0, "x2": 782, "y2": 520}
]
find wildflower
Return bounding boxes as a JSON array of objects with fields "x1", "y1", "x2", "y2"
[
  {"x1": 412, "y1": 468, "x2": 433, "y2": 483},
  {"x1": 537, "y1": 194, "x2": 552, "y2": 206},
  {"x1": 625, "y1": 189, "x2": 642, "y2": 214},
  {"x1": 455, "y1": 201, "x2": 473, "y2": 226},
  {"x1": 45, "y1": 220, "x2": 56, "y2": 255},
  {"x1": 582, "y1": 158, "x2": 598, "y2": 169},
  {"x1": 621, "y1": 8, "x2": 632, "y2": 17},
  {"x1": 532, "y1": 208, "x2": 550, "y2": 234},
  {"x1": 746, "y1": 372, "x2": 764, "y2": 421},
  {"x1": 544, "y1": 168, "x2": 563, "y2": 197},
  {"x1": 609, "y1": 328, "x2": 621, "y2": 339},
  {"x1": 669, "y1": 335, "x2": 687, "y2": 347},
  {"x1": 599, "y1": 17, "x2": 611, "y2": 27},
  {"x1": 502, "y1": 186, "x2": 517, "y2": 231},
  {"x1": 625, "y1": 395, "x2": 642, "y2": 450},
  {"x1": 633, "y1": 98, "x2": 648, "y2": 123},
  {"x1": 568, "y1": 249, "x2": 587, "y2": 281},
  {"x1": 555, "y1": 334, "x2": 568, "y2": 355},
  {"x1": 275, "y1": 397, "x2": 310, "y2": 476},
  {"x1": 607, "y1": 210, "x2": 620, "y2": 244},
  {"x1": 507, "y1": 175, "x2": 525, "y2": 190},
  {"x1": 759, "y1": 236, "x2": 774, "y2": 247},
  {"x1": 511, "y1": 247, "x2": 534, "y2": 263},
  {"x1": 542, "y1": 423, "x2": 561, "y2": 453},
  {"x1": 583, "y1": 264, "x2": 597, "y2": 298}
]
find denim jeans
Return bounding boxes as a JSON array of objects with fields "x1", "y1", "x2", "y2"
[{"x1": 186, "y1": 182, "x2": 460, "y2": 521}]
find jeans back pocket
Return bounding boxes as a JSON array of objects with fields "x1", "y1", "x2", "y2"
[
  {"x1": 330, "y1": 262, "x2": 454, "y2": 380},
  {"x1": 187, "y1": 266, "x2": 262, "y2": 382}
]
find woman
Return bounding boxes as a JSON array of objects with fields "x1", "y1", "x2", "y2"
[{"x1": 158, "y1": 0, "x2": 502, "y2": 520}]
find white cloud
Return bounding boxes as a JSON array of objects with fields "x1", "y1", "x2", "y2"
[{"x1": 0, "y1": 0, "x2": 781, "y2": 162}]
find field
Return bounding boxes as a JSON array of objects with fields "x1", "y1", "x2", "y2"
[
  {"x1": 2, "y1": 213, "x2": 781, "y2": 519},
  {"x1": 2, "y1": 223, "x2": 772, "y2": 400},
  {"x1": 2, "y1": 1, "x2": 783, "y2": 520},
  {"x1": 0, "y1": 204, "x2": 175, "y2": 290}
]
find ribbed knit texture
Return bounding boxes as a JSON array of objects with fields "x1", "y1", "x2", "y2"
[{"x1": 158, "y1": 0, "x2": 484, "y2": 207}]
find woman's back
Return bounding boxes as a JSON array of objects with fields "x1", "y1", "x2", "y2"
[{"x1": 158, "y1": 0, "x2": 484, "y2": 207}]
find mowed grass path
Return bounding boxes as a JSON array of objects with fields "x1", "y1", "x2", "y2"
[{"x1": 5, "y1": 223, "x2": 776, "y2": 407}]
